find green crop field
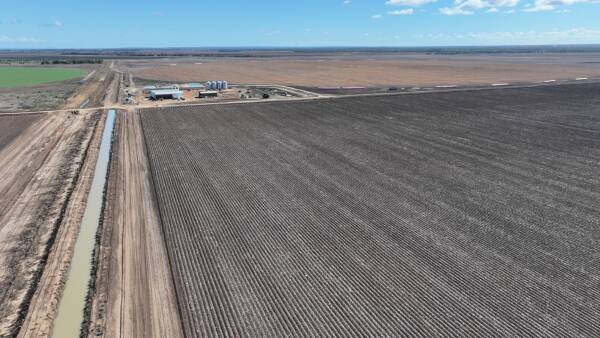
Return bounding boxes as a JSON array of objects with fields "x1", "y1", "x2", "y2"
[{"x1": 0, "y1": 67, "x2": 86, "y2": 88}]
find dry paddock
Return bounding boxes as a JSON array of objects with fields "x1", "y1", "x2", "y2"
[
  {"x1": 131, "y1": 57, "x2": 600, "y2": 88},
  {"x1": 0, "y1": 114, "x2": 42, "y2": 150},
  {"x1": 140, "y1": 83, "x2": 600, "y2": 338}
]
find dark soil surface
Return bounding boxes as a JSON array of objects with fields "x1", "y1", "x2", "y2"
[
  {"x1": 141, "y1": 83, "x2": 600, "y2": 337},
  {"x1": 0, "y1": 114, "x2": 42, "y2": 150}
]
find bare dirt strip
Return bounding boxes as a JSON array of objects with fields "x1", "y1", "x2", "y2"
[
  {"x1": 17, "y1": 112, "x2": 105, "y2": 338},
  {"x1": 0, "y1": 112, "x2": 99, "y2": 337},
  {"x1": 141, "y1": 82, "x2": 600, "y2": 337},
  {"x1": 85, "y1": 110, "x2": 183, "y2": 338},
  {"x1": 63, "y1": 64, "x2": 116, "y2": 109}
]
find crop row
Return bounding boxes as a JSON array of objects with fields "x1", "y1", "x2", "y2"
[{"x1": 140, "y1": 83, "x2": 600, "y2": 337}]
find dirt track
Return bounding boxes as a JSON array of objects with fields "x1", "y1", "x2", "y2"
[
  {"x1": 0, "y1": 112, "x2": 99, "y2": 337},
  {"x1": 131, "y1": 55, "x2": 600, "y2": 87},
  {"x1": 64, "y1": 64, "x2": 116, "y2": 109},
  {"x1": 85, "y1": 110, "x2": 183, "y2": 338}
]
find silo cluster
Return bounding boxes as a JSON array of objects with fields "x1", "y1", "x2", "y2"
[{"x1": 206, "y1": 81, "x2": 229, "y2": 91}]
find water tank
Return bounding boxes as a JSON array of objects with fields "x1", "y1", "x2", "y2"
[
  {"x1": 217, "y1": 81, "x2": 223, "y2": 90},
  {"x1": 223, "y1": 81, "x2": 229, "y2": 90}
]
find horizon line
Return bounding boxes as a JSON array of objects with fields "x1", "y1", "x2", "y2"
[{"x1": 1, "y1": 43, "x2": 600, "y2": 52}]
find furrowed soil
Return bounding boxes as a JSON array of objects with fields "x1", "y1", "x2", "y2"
[
  {"x1": 0, "y1": 111, "x2": 99, "y2": 337},
  {"x1": 85, "y1": 110, "x2": 183, "y2": 338},
  {"x1": 140, "y1": 82, "x2": 600, "y2": 337}
]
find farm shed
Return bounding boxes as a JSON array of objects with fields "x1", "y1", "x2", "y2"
[
  {"x1": 149, "y1": 89, "x2": 183, "y2": 100},
  {"x1": 181, "y1": 83, "x2": 205, "y2": 91},
  {"x1": 143, "y1": 85, "x2": 157, "y2": 94},
  {"x1": 198, "y1": 91, "x2": 218, "y2": 98}
]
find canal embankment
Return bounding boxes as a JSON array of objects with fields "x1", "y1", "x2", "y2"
[{"x1": 50, "y1": 110, "x2": 116, "y2": 338}]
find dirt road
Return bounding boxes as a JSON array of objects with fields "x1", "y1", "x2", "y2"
[
  {"x1": 0, "y1": 111, "x2": 99, "y2": 337},
  {"x1": 85, "y1": 110, "x2": 183, "y2": 338},
  {"x1": 64, "y1": 64, "x2": 116, "y2": 109}
]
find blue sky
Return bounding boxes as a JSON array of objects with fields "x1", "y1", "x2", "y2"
[{"x1": 1, "y1": 0, "x2": 599, "y2": 48}]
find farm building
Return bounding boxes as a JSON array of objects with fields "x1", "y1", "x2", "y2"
[
  {"x1": 181, "y1": 83, "x2": 205, "y2": 91},
  {"x1": 198, "y1": 91, "x2": 218, "y2": 98},
  {"x1": 144, "y1": 84, "x2": 180, "y2": 94},
  {"x1": 143, "y1": 85, "x2": 157, "y2": 94},
  {"x1": 149, "y1": 89, "x2": 183, "y2": 100}
]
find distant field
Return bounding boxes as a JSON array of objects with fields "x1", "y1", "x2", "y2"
[
  {"x1": 0, "y1": 67, "x2": 86, "y2": 88},
  {"x1": 130, "y1": 53, "x2": 600, "y2": 87},
  {"x1": 142, "y1": 83, "x2": 600, "y2": 337}
]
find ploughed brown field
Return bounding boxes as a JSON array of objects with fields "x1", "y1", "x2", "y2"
[
  {"x1": 130, "y1": 53, "x2": 600, "y2": 87},
  {"x1": 140, "y1": 82, "x2": 600, "y2": 337},
  {"x1": 0, "y1": 114, "x2": 42, "y2": 150}
]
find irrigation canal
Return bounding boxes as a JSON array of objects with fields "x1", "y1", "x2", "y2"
[{"x1": 52, "y1": 109, "x2": 115, "y2": 338}]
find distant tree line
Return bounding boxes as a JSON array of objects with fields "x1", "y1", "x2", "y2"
[{"x1": 41, "y1": 59, "x2": 103, "y2": 65}]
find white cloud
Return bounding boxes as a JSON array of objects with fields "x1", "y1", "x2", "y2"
[
  {"x1": 0, "y1": 35, "x2": 41, "y2": 43},
  {"x1": 344, "y1": 0, "x2": 351, "y2": 4},
  {"x1": 440, "y1": 0, "x2": 520, "y2": 15},
  {"x1": 439, "y1": 6, "x2": 475, "y2": 14},
  {"x1": 525, "y1": 0, "x2": 596, "y2": 12},
  {"x1": 41, "y1": 20, "x2": 64, "y2": 28},
  {"x1": 388, "y1": 8, "x2": 415, "y2": 14},
  {"x1": 372, "y1": 14, "x2": 384, "y2": 19},
  {"x1": 415, "y1": 27, "x2": 600, "y2": 43},
  {"x1": 523, "y1": 3, "x2": 554, "y2": 10},
  {"x1": 386, "y1": 0, "x2": 437, "y2": 7}
]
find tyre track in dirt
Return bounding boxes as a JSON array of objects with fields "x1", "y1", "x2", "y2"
[{"x1": 85, "y1": 110, "x2": 183, "y2": 338}]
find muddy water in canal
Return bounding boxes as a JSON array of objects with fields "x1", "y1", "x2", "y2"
[{"x1": 52, "y1": 110, "x2": 115, "y2": 338}]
